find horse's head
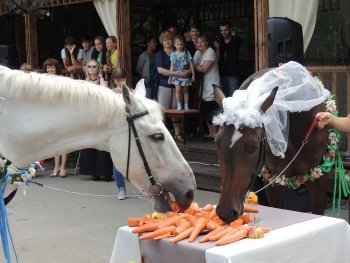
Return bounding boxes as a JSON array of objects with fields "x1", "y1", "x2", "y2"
[
  {"x1": 109, "y1": 80, "x2": 196, "y2": 212},
  {"x1": 213, "y1": 86, "x2": 278, "y2": 223}
]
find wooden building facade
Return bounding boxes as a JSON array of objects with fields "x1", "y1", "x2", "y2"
[{"x1": 0, "y1": 0, "x2": 350, "y2": 151}]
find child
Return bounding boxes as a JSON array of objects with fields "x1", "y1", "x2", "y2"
[
  {"x1": 111, "y1": 67, "x2": 133, "y2": 94},
  {"x1": 316, "y1": 112, "x2": 350, "y2": 132},
  {"x1": 110, "y1": 68, "x2": 130, "y2": 200},
  {"x1": 19, "y1": 63, "x2": 33, "y2": 73},
  {"x1": 168, "y1": 35, "x2": 195, "y2": 111}
]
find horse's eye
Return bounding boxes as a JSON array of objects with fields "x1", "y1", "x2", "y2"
[
  {"x1": 248, "y1": 144, "x2": 258, "y2": 153},
  {"x1": 149, "y1": 133, "x2": 164, "y2": 141}
]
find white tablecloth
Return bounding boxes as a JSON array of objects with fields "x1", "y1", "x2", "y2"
[{"x1": 110, "y1": 207, "x2": 350, "y2": 263}]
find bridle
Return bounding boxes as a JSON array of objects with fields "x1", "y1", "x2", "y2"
[
  {"x1": 249, "y1": 116, "x2": 319, "y2": 195},
  {"x1": 245, "y1": 127, "x2": 266, "y2": 198},
  {"x1": 125, "y1": 106, "x2": 165, "y2": 196}
]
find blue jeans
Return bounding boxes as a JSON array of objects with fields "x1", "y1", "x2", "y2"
[
  {"x1": 113, "y1": 165, "x2": 125, "y2": 191},
  {"x1": 145, "y1": 87, "x2": 154, "y2": 100},
  {"x1": 221, "y1": 76, "x2": 240, "y2": 97}
]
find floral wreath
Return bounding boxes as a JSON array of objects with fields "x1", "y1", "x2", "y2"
[
  {"x1": 0, "y1": 157, "x2": 41, "y2": 194},
  {"x1": 258, "y1": 82, "x2": 339, "y2": 189}
]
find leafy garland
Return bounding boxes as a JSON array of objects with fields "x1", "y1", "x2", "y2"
[{"x1": 258, "y1": 93, "x2": 339, "y2": 189}]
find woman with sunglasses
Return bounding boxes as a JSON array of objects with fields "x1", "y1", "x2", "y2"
[
  {"x1": 79, "y1": 59, "x2": 113, "y2": 181},
  {"x1": 85, "y1": 59, "x2": 108, "y2": 86}
]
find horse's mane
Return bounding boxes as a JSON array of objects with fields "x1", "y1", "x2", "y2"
[{"x1": 0, "y1": 66, "x2": 162, "y2": 123}]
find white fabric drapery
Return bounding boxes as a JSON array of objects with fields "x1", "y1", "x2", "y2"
[
  {"x1": 269, "y1": 0, "x2": 319, "y2": 52},
  {"x1": 93, "y1": 0, "x2": 116, "y2": 36}
]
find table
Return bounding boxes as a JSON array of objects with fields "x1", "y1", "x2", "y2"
[
  {"x1": 164, "y1": 109, "x2": 201, "y2": 144},
  {"x1": 110, "y1": 206, "x2": 350, "y2": 263}
]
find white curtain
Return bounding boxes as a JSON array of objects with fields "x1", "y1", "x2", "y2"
[
  {"x1": 93, "y1": 0, "x2": 116, "y2": 36},
  {"x1": 269, "y1": 0, "x2": 319, "y2": 52}
]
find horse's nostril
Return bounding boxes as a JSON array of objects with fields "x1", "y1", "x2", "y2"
[
  {"x1": 230, "y1": 209, "x2": 240, "y2": 221},
  {"x1": 185, "y1": 190, "x2": 194, "y2": 201}
]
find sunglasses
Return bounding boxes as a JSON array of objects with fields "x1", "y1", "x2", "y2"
[{"x1": 87, "y1": 65, "x2": 98, "y2": 68}]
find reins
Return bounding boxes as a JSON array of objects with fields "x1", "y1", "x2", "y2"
[
  {"x1": 125, "y1": 107, "x2": 165, "y2": 196},
  {"x1": 253, "y1": 116, "x2": 319, "y2": 194}
]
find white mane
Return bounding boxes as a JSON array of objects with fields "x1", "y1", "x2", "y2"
[
  {"x1": 213, "y1": 61, "x2": 330, "y2": 158},
  {"x1": 0, "y1": 66, "x2": 162, "y2": 123}
]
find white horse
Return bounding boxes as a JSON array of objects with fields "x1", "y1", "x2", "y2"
[{"x1": 0, "y1": 66, "x2": 196, "y2": 211}]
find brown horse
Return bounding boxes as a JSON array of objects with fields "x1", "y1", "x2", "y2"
[{"x1": 213, "y1": 66, "x2": 330, "y2": 224}]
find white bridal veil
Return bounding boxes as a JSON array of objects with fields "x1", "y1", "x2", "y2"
[{"x1": 212, "y1": 61, "x2": 330, "y2": 158}]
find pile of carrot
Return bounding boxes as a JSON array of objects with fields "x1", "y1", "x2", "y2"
[{"x1": 127, "y1": 202, "x2": 270, "y2": 246}]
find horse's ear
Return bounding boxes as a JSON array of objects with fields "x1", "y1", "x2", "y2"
[
  {"x1": 260, "y1": 87, "x2": 278, "y2": 113},
  {"x1": 213, "y1": 84, "x2": 225, "y2": 109},
  {"x1": 122, "y1": 83, "x2": 133, "y2": 105},
  {"x1": 134, "y1": 79, "x2": 146, "y2": 97}
]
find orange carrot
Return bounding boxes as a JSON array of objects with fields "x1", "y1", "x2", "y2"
[
  {"x1": 158, "y1": 213, "x2": 187, "y2": 228},
  {"x1": 170, "y1": 227, "x2": 194, "y2": 243},
  {"x1": 189, "y1": 217, "x2": 208, "y2": 242},
  {"x1": 212, "y1": 215, "x2": 225, "y2": 226},
  {"x1": 173, "y1": 220, "x2": 192, "y2": 236},
  {"x1": 132, "y1": 223, "x2": 159, "y2": 234},
  {"x1": 199, "y1": 226, "x2": 224, "y2": 243},
  {"x1": 185, "y1": 202, "x2": 202, "y2": 215},
  {"x1": 139, "y1": 226, "x2": 176, "y2": 240},
  {"x1": 209, "y1": 208, "x2": 217, "y2": 219},
  {"x1": 170, "y1": 201, "x2": 180, "y2": 212},
  {"x1": 219, "y1": 227, "x2": 240, "y2": 239},
  {"x1": 209, "y1": 227, "x2": 231, "y2": 241},
  {"x1": 167, "y1": 211, "x2": 176, "y2": 217},
  {"x1": 261, "y1": 226, "x2": 272, "y2": 233},
  {"x1": 194, "y1": 211, "x2": 209, "y2": 219},
  {"x1": 202, "y1": 204, "x2": 214, "y2": 212},
  {"x1": 230, "y1": 217, "x2": 243, "y2": 227},
  {"x1": 186, "y1": 215, "x2": 197, "y2": 227},
  {"x1": 243, "y1": 205, "x2": 259, "y2": 213},
  {"x1": 216, "y1": 228, "x2": 248, "y2": 245},
  {"x1": 128, "y1": 217, "x2": 143, "y2": 227},
  {"x1": 153, "y1": 232, "x2": 172, "y2": 240},
  {"x1": 206, "y1": 221, "x2": 217, "y2": 231},
  {"x1": 241, "y1": 213, "x2": 254, "y2": 224},
  {"x1": 191, "y1": 202, "x2": 200, "y2": 211}
]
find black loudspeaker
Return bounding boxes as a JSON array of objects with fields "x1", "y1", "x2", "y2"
[
  {"x1": 268, "y1": 17, "x2": 304, "y2": 67},
  {"x1": 0, "y1": 45, "x2": 18, "y2": 69}
]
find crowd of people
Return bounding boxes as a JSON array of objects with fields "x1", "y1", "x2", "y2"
[{"x1": 18, "y1": 20, "x2": 242, "y2": 200}]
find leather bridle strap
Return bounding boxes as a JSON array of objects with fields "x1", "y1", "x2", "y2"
[
  {"x1": 125, "y1": 107, "x2": 156, "y2": 186},
  {"x1": 245, "y1": 127, "x2": 266, "y2": 198}
]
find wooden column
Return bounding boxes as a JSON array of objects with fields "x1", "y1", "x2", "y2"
[
  {"x1": 25, "y1": 11, "x2": 38, "y2": 69},
  {"x1": 14, "y1": 15, "x2": 24, "y2": 66},
  {"x1": 254, "y1": 0, "x2": 269, "y2": 71},
  {"x1": 116, "y1": 0, "x2": 132, "y2": 87}
]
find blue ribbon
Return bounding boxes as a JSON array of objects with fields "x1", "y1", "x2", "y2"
[
  {"x1": 0, "y1": 173, "x2": 11, "y2": 263},
  {"x1": 0, "y1": 161, "x2": 41, "y2": 262}
]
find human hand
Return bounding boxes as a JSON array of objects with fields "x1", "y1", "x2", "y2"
[
  {"x1": 69, "y1": 44, "x2": 76, "y2": 54},
  {"x1": 191, "y1": 75, "x2": 195, "y2": 82},
  {"x1": 176, "y1": 70, "x2": 189, "y2": 78},
  {"x1": 67, "y1": 65, "x2": 74, "y2": 73},
  {"x1": 214, "y1": 41, "x2": 220, "y2": 48},
  {"x1": 113, "y1": 87, "x2": 122, "y2": 94},
  {"x1": 316, "y1": 112, "x2": 332, "y2": 129},
  {"x1": 103, "y1": 64, "x2": 109, "y2": 72}
]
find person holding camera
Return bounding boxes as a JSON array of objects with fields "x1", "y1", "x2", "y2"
[{"x1": 214, "y1": 20, "x2": 241, "y2": 97}]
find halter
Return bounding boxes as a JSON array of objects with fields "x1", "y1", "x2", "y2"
[{"x1": 125, "y1": 107, "x2": 165, "y2": 196}]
